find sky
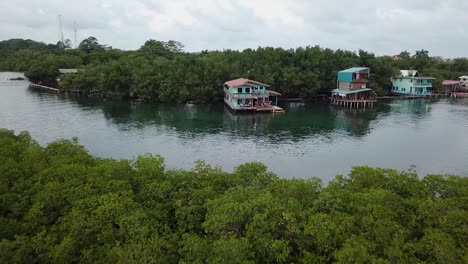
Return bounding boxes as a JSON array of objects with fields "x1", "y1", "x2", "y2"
[{"x1": 0, "y1": 0, "x2": 467, "y2": 57}]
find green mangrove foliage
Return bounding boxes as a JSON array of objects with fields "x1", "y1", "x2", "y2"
[
  {"x1": 0, "y1": 128, "x2": 466, "y2": 263},
  {"x1": 1, "y1": 38, "x2": 468, "y2": 101}
]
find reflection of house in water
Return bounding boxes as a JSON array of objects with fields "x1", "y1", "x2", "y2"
[
  {"x1": 49, "y1": 93, "x2": 392, "y2": 142},
  {"x1": 388, "y1": 99, "x2": 432, "y2": 117},
  {"x1": 223, "y1": 109, "x2": 275, "y2": 137},
  {"x1": 331, "y1": 106, "x2": 387, "y2": 137}
]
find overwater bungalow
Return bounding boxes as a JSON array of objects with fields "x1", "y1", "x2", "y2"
[
  {"x1": 443, "y1": 80, "x2": 462, "y2": 93},
  {"x1": 330, "y1": 67, "x2": 377, "y2": 108},
  {"x1": 447, "y1": 76, "x2": 468, "y2": 98},
  {"x1": 390, "y1": 70, "x2": 435, "y2": 96},
  {"x1": 223, "y1": 78, "x2": 284, "y2": 113}
]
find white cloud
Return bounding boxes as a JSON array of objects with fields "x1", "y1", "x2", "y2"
[
  {"x1": 0, "y1": 0, "x2": 466, "y2": 57},
  {"x1": 139, "y1": 0, "x2": 201, "y2": 33}
]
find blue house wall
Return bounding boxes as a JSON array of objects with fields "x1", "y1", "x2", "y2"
[
  {"x1": 226, "y1": 85, "x2": 267, "y2": 108},
  {"x1": 391, "y1": 77, "x2": 434, "y2": 95}
]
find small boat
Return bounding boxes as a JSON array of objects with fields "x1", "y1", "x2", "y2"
[{"x1": 9, "y1": 77, "x2": 26, "y2": 81}]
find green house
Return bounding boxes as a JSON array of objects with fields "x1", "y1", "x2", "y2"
[{"x1": 391, "y1": 70, "x2": 435, "y2": 95}]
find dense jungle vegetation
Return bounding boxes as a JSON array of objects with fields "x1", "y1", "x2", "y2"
[
  {"x1": 1, "y1": 38, "x2": 467, "y2": 102},
  {"x1": 0, "y1": 128, "x2": 467, "y2": 263}
]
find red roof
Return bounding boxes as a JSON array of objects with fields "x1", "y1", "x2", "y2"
[
  {"x1": 267, "y1": 90, "x2": 282, "y2": 96},
  {"x1": 443, "y1": 80, "x2": 461, "y2": 85},
  {"x1": 224, "y1": 78, "x2": 270, "y2": 88}
]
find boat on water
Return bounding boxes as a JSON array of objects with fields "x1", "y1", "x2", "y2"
[{"x1": 8, "y1": 77, "x2": 26, "y2": 81}]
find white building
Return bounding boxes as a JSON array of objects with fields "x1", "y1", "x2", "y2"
[{"x1": 460, "y1": 76, "x2": 468, "y2": 90}]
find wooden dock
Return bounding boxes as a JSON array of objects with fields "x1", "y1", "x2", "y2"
[
  {"x1": 224, "y1": 99, "x2": 285, "y2": 113},
  {"x1": 379, "y1": 93, "x2": 449, "y2": 100},
  {"x1": 450, "y1": 92, "x2": 468, "y2": 98},
  {"x1": 330, "y1": 98, "x2": 377, "y2": 108},
  {"x1": 30, "y1": 83, "x2": 63, "y2": 93}
]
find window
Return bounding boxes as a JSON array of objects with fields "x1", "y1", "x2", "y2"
[
  {"x1": 237, "y1": 99, "x2": 242, "y2": 105},
  {"x1": 411, "y1": 79, "x2": 413, "y2": 83},
  {"x1": 245, "y1": 88, "x2": 250, "y2": 93},
  {"x1": 238, "y1": 88, "x2": 242, "y2": 93}
]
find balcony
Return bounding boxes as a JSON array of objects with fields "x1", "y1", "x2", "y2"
[
  {"x1": 224, "y1": 88, "x2": 267, "y2": 98},
  {"x1": 352, "y1": 78, "x2": 369, "y2": 83},
  {"x1": 414, "y1": 83, "x2": 432, "y2": 87}
]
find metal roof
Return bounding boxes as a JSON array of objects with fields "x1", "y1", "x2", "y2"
[
  {"x1": 266, "y1": 90, "x2": 281, "y2": 96},
  {"x1": 443, "y1": 80, "x2": 461, "y2": 85},
  {"x1": 331, "y1": 88, "x2": 372, "y2": 95},
  {"x1": 338, "y1": 67, "x2": 369, "y2": 73},
  {"x1": 58, "y1": 69, "x2": 79, "y2": 74},
  {"x1": 224, "y1": 78, "x2": 270, "y2": 87},
  {"x1": 400, "y1": 70, "x2": 419, "y2": 77}
]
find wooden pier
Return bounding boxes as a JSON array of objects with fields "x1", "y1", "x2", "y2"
[
  {"x1": 450, "y1": 92, "x2": 468, "y2": 98},
  {"x1": 30, "y1": 83, "x2": 63, "y2": 93},
  {"x1": 225, "y1": 99, "x2": 285, "y2": 113},
  {"x1": 382, "y1": 93, "x2": 448, "y2": 100},
  {"x1": 330, "y1": 98, "x2": 377, "y2": 108}
]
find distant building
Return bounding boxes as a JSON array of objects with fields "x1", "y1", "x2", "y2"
[
  {"x1": 390, "y1": 70, "x2": 435, "y2": 95},
  {"x1": 223, "y1": 78, "x2": 284, "y2": 113},
  {"x1": 57, "y1": 68, "x2": 79, "y2": 81},
  {"x1": 331, "y1": 67, "x2": 375, "y2": 100},
  {"x1": 442, "y1": 80, "x2": 461, "y2": 93},
  {"x1": 460, "y1": 76, "x2": 468, "y2": 90},
  {"x1": 58, "y1": 68, "x2": 79, "y2": 74},
  {"x1": 390, "y1": 55, "x2": 401, "y2": 61}
]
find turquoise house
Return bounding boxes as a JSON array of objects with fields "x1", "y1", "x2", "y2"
[
  {"x1": 391, "y1": 70, "x2": 435, "y2": 95},
  {"x1": 223, "y1": 78, "x2": 283, "y2": 113}
]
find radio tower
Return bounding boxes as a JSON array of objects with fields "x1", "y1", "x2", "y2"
[
  {"x1": 57, "y1": 15, "x2": 64, "y2": 47},
  {"x1": 74, "y1": 21, "x2": 77, "y2": 49}
]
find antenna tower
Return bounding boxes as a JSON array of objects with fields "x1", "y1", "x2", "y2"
[
  {"x1": 57, "y1": 15, "x2": 64, "y2": 46},
  {"x1": 74, "y1": 21, "x2": 77, "y2": 48}
]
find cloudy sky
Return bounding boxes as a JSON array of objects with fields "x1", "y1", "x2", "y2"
[{"x1": 1, "y1": 0, "x2": 467, "y2": 57}]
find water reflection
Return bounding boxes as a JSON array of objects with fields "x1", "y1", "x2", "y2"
[
  {"x1": 25, "y1": 87, "x2": 438, "y2": 142},
  {"x1": 4, "y1": 71, "x2": 467, "y2": 180},
  {"x1": 388, "y1": 99, "x2": 433, "y2": 117},
  {"x1": 60, "y1": 94, "x2": 396, "y2": 140}
]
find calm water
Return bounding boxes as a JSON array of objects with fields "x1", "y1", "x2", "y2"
[{"x1": 1, "y1": 72, "x2": 468, "y2": 181}]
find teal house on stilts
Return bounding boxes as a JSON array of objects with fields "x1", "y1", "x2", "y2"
[{"x1": 224, "y1": 78, "x2": 284, "y2": 113}]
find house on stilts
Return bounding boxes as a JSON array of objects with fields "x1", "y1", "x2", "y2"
[
  {"x1": 330, "y1": 67, "x2": 377, "y2": 108},
  {"x1": 224, "y1": 78, "x2": 284, "y2": 113}
]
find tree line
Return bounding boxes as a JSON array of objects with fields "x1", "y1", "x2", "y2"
[
  {"x1": 1, "y1": 38, "x2": 467, "y2": 102},
  {"x1": 0, "y1": 128, "x2": 466, "y2": 263}
]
